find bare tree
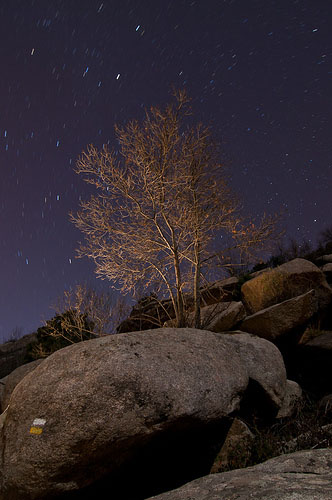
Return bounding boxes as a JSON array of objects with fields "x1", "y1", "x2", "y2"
[
  {"x1": 28, "y1": 284, "x2": 130, "y2": 360},
  {"x1": 51, "y1": 283, "x2": 129, "y2": 338},
  {"x1": 71, "y1": 90, "x2": 279, "y2": 328}
]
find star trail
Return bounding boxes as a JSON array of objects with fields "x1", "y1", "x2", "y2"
[{"x1": 0, "y1": 0, "x2": 331, "y2": 340}]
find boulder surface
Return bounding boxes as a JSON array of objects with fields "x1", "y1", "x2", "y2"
[
  {"x1": 276, "y1": 379, "x2": 303, "y2": 419},
  {"x1": 200, "y1": 277, "x2": 239, "y2": 305},
  {"x1": 218, "y1": 331, "x2": 286, "y2": 411},
  {"x1": 241, "y1": 258, "x2": 332, "y2": 314},
  {"x1": 0, "y1": 328, "x2": 287, "y2": 499},
  {"x1": 188, "y1": 301, "x2": 246, "y2": 332},
  {"x1": 210, "y1": 418, "x2": 254, "y2": 473},
  {"x1": 240, "y1": 290, "x2": 318, "y2": 341},
  {"x1": 148, "y1": 448, "x2": 332, "y2": 500},
  {"x1": 305, "y1": 331, "x2": 332, "y2": 351}
]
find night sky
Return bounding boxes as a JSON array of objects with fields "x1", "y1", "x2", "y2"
[{"x1": 1, "y1": 0, "x2": 331, "y2": 341}]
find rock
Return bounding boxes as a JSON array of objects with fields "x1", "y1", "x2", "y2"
[
  {"x1": 298, "y1": 332, "x2": 332, "y2": 394},
  {"x1": 210, "y1": 418, "x2": 254, "y2": 473},
  {"x1": 321, "y1": 262, "x2": 332, "y2": 282},
  {"x1": 240, "y1": 290, "x2": 318, "y2": 341},
  {"x1": 316, "y1": 254, "x2": 332, "y2": 264},
  {"x1": 0, "y1": 329, "x2": 246, "y2": 498},
  {"x1": 276, "y1": 380, "x2": 303, "y2": 419},
  {"x1": 117, "y1": 297, "x2": 175, "y2": 333},
  {"x1": 249, "y1": 267, "x2": 271, "y2": 278},
  {"x1": 148, "y1": 448, "x2": 332, "y2": 500},
  {"x1": 241, "y1": 258, "x2": 332, "y2": 314},
  {"x1": 298, "y1": 327, "x2": 330, "y2": 345},
  {"x1": 305, "y1": 331, "x2": 332, "y2": 351},
  {"x1": 117, "y1": 279, "x2": 242, "y2": 334},
  {"x1": 219, "y1": 332, "x2": 287, "y2": 412},
  {"x1": 199, "y1": 278, "x2": 239, "y2": 306},
  {"x1": 176, "y1": 278, "x2": 240, "y2": 316},
  {"x1": 0, "y1": 328, "x2": 287, "y2": 499},
  {"x1": 187, "y1": 301, "x2": 246, "y2": 332},
  {"x1": 283, "y1": 424, "x2": 332, "y2": 454},
  {"x1": 200, "y1": 277, "x2": 239, "y2": 305},
  {"x1": 0, "y1": 359, "x2": 43, "y2": 412},
  {"x1": 0, "y1": 332, "x2": 37, "y2": 378}
]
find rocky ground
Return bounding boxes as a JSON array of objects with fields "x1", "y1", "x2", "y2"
[{"x1": 0, "y1": 256, "x2": 331, "y2": 499}]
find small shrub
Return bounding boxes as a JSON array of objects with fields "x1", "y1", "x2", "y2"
[
  {"x1": 26, "y1": 310, "x2": 96, "y2": 360},
  {"x1": 237, "y1": 392, "x2": 332, "y2": 469}
]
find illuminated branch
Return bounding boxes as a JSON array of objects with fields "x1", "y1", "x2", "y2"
[{"x1": 71, "y1": 90, "x2": 281, "y2": 328}]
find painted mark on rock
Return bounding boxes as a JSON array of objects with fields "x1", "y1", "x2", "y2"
[
  {"x1": 29, "y1": 418, "x2": 46, "y2": 435},
  {"x1": 30, "y1": 426, "x2": 43, "y2": 435}
]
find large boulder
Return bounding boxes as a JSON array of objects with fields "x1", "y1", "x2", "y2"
[
  {"x1": 148, "y1": 448, "x2": 332, "y2": 500},
  {"x1": 240, "y1": 290, "x2": 318, "y2": 341},
  {"x1": 0, "y1": 359, "x2": 43, "y2": 412},
  {"x1": 241, "y1": 258, "x2": 332, "y2": 314},
  {"x1": 0, "y1": 328, "x2": 286, "y2": 499},
  {"x1": 0, "y1": 332, "x2": 37, "y2": 378}
]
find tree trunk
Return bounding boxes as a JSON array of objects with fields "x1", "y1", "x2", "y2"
[
  {"x1": 193, "y1": 236, "x2": 201, "y2": 329},
  {"x1": 173, "y1": 252, "x2": 185, "y2": 327}
]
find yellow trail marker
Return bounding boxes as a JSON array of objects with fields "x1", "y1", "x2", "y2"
[{"x1": 30, "y1": 426, "x2": 43, "y2": 435}]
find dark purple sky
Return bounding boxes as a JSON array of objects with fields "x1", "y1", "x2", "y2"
[{"x1": 0, "y1": 0, "x2": 331, "y2": 341}]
